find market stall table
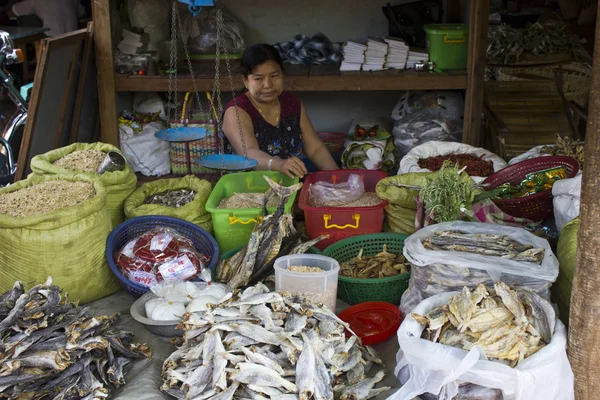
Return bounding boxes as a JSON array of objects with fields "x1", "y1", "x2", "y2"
[
  {"x1": 86, "y1": 290, "x2": 403, "y2": 400},
  {"x1": 0, "y1": 26, "x2": 49, "y2": 83}
]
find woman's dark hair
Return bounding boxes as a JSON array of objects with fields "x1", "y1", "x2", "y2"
[{"x1": 240, "y1": 44, "x2": 284, "y2": 77}]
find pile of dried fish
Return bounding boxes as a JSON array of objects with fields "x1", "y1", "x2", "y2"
[
  {"x1": 162, "y1": 283, "x2": 390, "y2": 400},
  {"x1": 487, "y1": 21, "x2": 591, "y2": 65},
  {"x1": 413, "y1": 282, "x2": 554, "y2": 367},
  {"x1": 340, "y1": 245, "x2": 410, "y2": 279},
  {"x1": 217, "y1": 176, "x2": 327, "y2": 289},
  {"x1": 0, "y1": 277, "x2": 151, "y2": 399},
  {"x1": 218, "y1": 193, "x2": 281, "y2": 209},
  {"x1": 143, "y1": 189, "x2": 197, "y2": 208},
  {"x1": 0, "y1": 180, "x2": 95, "y2": 217},
  {"x1": 541, "y1": 135, "x2": 584, "y2": 170},
  {"x1": 53, "y1": 150, "x2": 106, "y2": 172},
  {"x1": 423, "y1": 231, "x2": 545, "y2": 265}
]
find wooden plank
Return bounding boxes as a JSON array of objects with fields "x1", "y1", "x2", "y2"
[
  {"x1": 70, "y1": 22, "x2": 94, "y2": 143},
  {"x1": 15, "y1": 30, "x2": 88, "y2": 180},
  {"x1": 92, "y1": 0, "x2": 119, "y2": 146},
  {"x1": 462, "y1": 0, "x2": 489, "y2": 146},
  {"x1": 54, "y1": 32, "x2": 85, "y2": 148},
  {"x1": 114, "y1": 71, "x2": 468, "y2": 92}
]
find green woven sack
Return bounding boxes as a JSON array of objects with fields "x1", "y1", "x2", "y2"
[
  {"x1": 0, "y1": 174, "x2": 120, "y2": 304},
  {"x1": 30, "y1": 142, "x2": 138, "y2": 228},
  {"x1": 553, "y1": 217, "x2": 579, "y2": 326},
  {"x1": 376, "y1": 172, "x2": 435, "y2": 235},
  {"x1": 124, "y1": 175, "x2": 213, "y2": 234}
]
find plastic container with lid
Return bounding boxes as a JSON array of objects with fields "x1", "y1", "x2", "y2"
[
  {"x1": 274, "y1": 254, "x2": 340, "y2": 312},
  {"x1": 424, "y1": 24, "x2": 469, "y2": 70}
]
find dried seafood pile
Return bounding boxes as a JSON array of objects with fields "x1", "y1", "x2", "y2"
[
  {"x1": 217, "y1": 176, "x2": 327, "y2": 289},
  {"x1": 218, "y1": 193, "x2": 281, "y2": 209},
  {"x1": 0, "y1": 278, "x2": 151, "y2": 399},
  {"x1": 541, "y1": 135, "x2": 584, "y2": 170},
  {"x1": 143, "y1": 189, "x2": 197, "y2": 208},
  {"x1": 53, "y1": 150, "x2": 106, "y2": 172},
  {"x1": 423, "y1": 231, "x2": 545, "y2": 264},
  {"x1": 0, "y1": 180, "x2": 95, "y2": 217},
  {"x1": 487, "y1": 21, "x2": 591, "y2": 65},
  {"x1": 162, "y1": 283, "x2": 390, "y2": 400},
  {"x1": 310, "y1": 192, "x2": 382, "y2": 208},
  {"x1": 340, "y1": 245, "x2": 410, "y2": 279},
  {"x1": 413, "y1": 282, "x2": 554, "y2": 367}
]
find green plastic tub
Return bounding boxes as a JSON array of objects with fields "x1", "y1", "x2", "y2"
[
  {"x1": 424, "y1": 24, "x2": 469, "y2": 70},
  {"x1": 205, "y1": 171, "x2": 299, "y2": 254},
  {"x1": 322, "y1": 233, "x2": 410, "y2": 305}
]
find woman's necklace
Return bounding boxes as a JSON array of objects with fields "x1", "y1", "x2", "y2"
[{"x1": 249, "y1": 96, "x2": 280, "y2": 126}]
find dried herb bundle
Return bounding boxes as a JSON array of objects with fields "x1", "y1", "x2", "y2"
[{"x1": 420, "y1": 161, "x2": 475, "y2": 223}]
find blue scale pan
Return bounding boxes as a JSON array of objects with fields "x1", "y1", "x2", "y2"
[
  {"x1": 196, "y1": 154, "x2": 258, "y2": 171},
  {"x1": 154, "y1": 126, "x2": 208, "y2": 142}
]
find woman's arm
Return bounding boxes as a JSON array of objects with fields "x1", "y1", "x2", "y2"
[
  {"x1": 300, "y1": 102, "x2": 338, "y2": 171},
  {"x1": 222, "y1": 107, "x2": 306, "y2": 178}
]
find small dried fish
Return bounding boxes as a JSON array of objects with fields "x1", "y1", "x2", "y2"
[
  {"x1": 413, "y1": 283, "x2": 553, "y2": 367},
  {"x1": 162, "y1": 286, "x2": 387, "y2": 400},
  {"x1": 143, "y1": 189, "x2": 196, "y2": 207},
  {"x1": 340, "y1": 245, "x2": 410, "y2": 279}
]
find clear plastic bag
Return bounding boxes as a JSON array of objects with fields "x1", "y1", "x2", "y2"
[
  {"x1": 308, "y1": 174, "x2": 365, "y2": 206},
  {"x1": 187, "y1": 8, "x2": 244, "y2": 54},
  {"x1": 114, "y1": 227, "x2": 210, "y2": 287},
  {"x1": 400, "y1": 221, "x2": 559, "y2": 314},
  {"x1": 392, "y1": 292, "x2": 574, "y2": 400}
]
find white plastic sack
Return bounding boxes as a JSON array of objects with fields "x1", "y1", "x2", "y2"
[
  {"x1": 149, "y1": 300, "x2": 186, "y2": 321},
  {"x1": 400, "y1": 221, "x2": 559, "y2": 314},
  {"x1": 393, "y1": 120, "x2": 462, "y2": 158},
  {"x1": 133, "y1": 92, "x2": 166, "y2": 120},
  {"x1": 553, "y1": 174, "x2": 582, "y2": 232},
  {"x1": 119, "y1": 121, "x2": 171, "y2": 176},
  {"x1": 398, "y1": 141, "x2": 507, "y2": 183},
  {"x1": 391, "y1": 91, "x2": 464, "y2": 123},
  {"x1": 507, "y1": 145, "x2": 552, "y2": 165},
  {"x1": 308, "y1": 173, "x2": 365, "y2": 206},
  {"x1": 392, "y1": 292, "x2": 574, "y2": 400}
]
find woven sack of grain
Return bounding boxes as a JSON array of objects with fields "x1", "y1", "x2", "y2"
[
  {"x1": 0, "y1": 174, "x2": 119, "y2": 303},
  {"x1": 376, "y1": 172, "x2": 436, "y2": 235},
  {"x1": 124, "y1": 175, "x2": 213, "y2": 234},
  {"x1": 30, "y1": 142, "x2": 137, "y2": 228},
  {"x1": 553, "y1": 217, "x2": 579, "y2": 326}
]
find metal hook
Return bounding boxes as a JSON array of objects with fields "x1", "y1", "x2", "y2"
[{"x1": 177, "y1": 0, "x2": 214, "y2": 17}]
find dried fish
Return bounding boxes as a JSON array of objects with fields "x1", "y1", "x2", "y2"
[
  {"x1": 162, "y1": 284, "x2": 388, "y2": 400},
  {"x1": 217, "y1": 176, "x2": 327, "y2": 289},
  {"x1": 340, "y1": 245, "x2": 410, "y2": 279},
  {"x1": 422, "y1": 231, "x2": 545, "y2": 265},
  {"x1": 541, "y1": 135, "x2": 584, "y2": 170},
  {"x1": 143, "y1": 189, "x2": 197, "y2": 208},
  {"x1": 0, "y1": 277, "x2": 151, "y2": 398},
  {"x1": 413, "y1": 283, "x2": 554, "y2": 367}
]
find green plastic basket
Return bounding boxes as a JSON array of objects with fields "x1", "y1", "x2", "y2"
[{"x1": 322, "y1": 233, "x2": 410, "y2": 305}]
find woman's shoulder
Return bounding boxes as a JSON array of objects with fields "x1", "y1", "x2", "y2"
[
  {"x1": 225, "y1": 93, "x2": 253, "y2": 114},
  {"x1": 279, "y1": 91, "x2": 301, "y2": 111}
]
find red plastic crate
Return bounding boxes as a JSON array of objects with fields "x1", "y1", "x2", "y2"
[{"x1": 299, "y1": 169, "x2": 388, "y2": 250}]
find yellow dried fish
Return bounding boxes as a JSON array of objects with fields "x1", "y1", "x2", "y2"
[{"x1": 340, "y1": 245, "x2": 410, "y2": 279}]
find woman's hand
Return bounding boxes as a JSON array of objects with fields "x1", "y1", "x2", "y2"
[{"x1": 274, "y1": 156, "x2": 307, "y2": 178}]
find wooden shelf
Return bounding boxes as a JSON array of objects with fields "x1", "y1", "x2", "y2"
[{"x1": 115, "y1": 64, "x2": 468, "y2": 92}]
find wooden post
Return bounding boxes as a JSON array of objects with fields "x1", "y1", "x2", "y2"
[
  {"x1": 569, "y1": 4, "x2": 600, "y2": 399},
  {"x1": 462, "y1": 0, "x2": 489, "y2": 147},
  {"x1": 92, "y1": 0, "x2": 119, "y2": 146}
]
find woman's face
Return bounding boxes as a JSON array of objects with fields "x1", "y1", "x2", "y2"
[{"x1": 243, "y1": 60, "x2": 283, "y2": 103}]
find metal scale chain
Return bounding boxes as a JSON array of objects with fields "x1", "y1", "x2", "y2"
[
  {"x1": 166, "y1": 2, "x2": 206, "y2": 143},
  {"x1": 212, "y1": 8, "x2": 248, "y2": 170}
]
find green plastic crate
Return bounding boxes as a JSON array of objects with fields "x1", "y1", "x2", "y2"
[
  {"x1": 205, "y1": 171, "x2": 299, "y2": 254},
  {"x1": 424, "y1": 24, "x2": 469, "y2": 70},
  {"x1": 322, "y1": 233, "x2": 410, "y2": 305}
]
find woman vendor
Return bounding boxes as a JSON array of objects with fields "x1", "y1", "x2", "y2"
[{"x1": 222, "y1": 44, "x2": 338, "y2": 178}]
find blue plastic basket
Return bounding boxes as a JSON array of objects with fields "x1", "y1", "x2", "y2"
[{"x1": 106, "y1": 215, "x2": 220, "y2": 297}]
